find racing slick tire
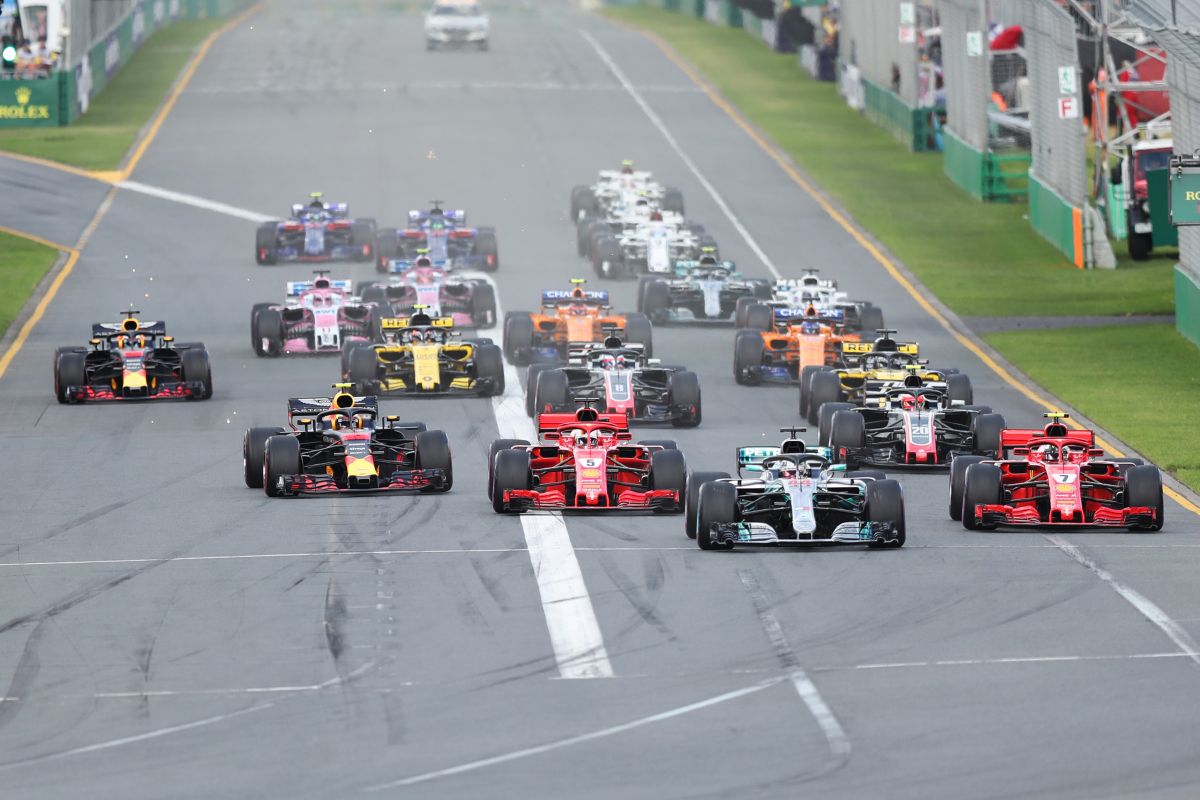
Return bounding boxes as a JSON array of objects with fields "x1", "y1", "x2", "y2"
[
  {"x1": 1123, "y1": 465, "x2": 1164, "y2": 531},
  {"x1": 474, "y1": 343, "x2": 505, "y2": 396},
  {"x1": 351, "y1": 222, "x2": 376, "y2": 263},
  {"x1": 54, "y1": 351, "x2": 87, "y2": 404},
  {"x1": 264, "y1": 435, "x2": 302, "y2": 498},
  {"x1": 685, "y1": 471, "x2": 730, "y2": 539},
  {"x1": 470, "y1": 282, "x2": 498, "y2": 327},
  {"x1": 503, "y1": 313, "x2": 535, "y2": 365},
  {"x1": 375, "y1": 228, "x2": 398, "y2": 272},
  {"x1": 662, "y1": 187, "x2": 685, "y2": 216},
  {"x1": 474, "y1": 230, "x2": 500, "y2": 271},
  {"x1": 250, "y1": 303, "x2": 276, "y2": 354},
  {"x1": 525, "y1": 364, "x2": 550, "y2": 417},
  {"x1": 593, "y1": 236, "x2": 624, "y2": 279},
  {"x1": 696, "y1": 481, "x2": 737, "y2": 550},
  {"x1": 859, "y1": 304, "x2": 884, "y2": 333},
  {"x1": 733, "y1": 330, "x2": 764, "y2": 385},
  {"x1": 865, "y1": 479, "x2": 906, "y2": 548},
  {"x1": 492, "y1": 449, "x2": 532, "y2": 513},
  {"x1": 947, "y1": 373, "x2": 974, "y2": 406},
  {"x1": 650, "y1": 449, "x2": 688, "y2": 514},
  {"x1": 244, "y1": 427, "x2": 286, "y2": 489},
  {"x1": 817, "y1": 401, "x2": 855, "y2": 446},
  {"x1": 623, "y1": 313, "x2": 653, "y2": 356},
  {"x1": 255, "y1": 308, "x2": 284, "y2": 357},
  {"x1": 846, "y1": 470, "x2": 887, "y2": 482},
  {"x1": 948, "y1": 455, "x2": 987, "y2": 521},
  {"x1": 829, "y1": 410, "x2": 865, "y2": 466},
  {"x1": 750, "y1": 279, "x2": 772, "y2": 299},
  {"x1": 808, "y1": 370, "x2": 845, "y2": 426},
  {"x1": 348, "y1": 346, "x2": 378, "y2": 393},
  {"x1": 734, "y1": 297, "x2": 758, "y2": 328},
  {"x1": 181, "y1": 348, "x2": 214, "y2": 399},
  {"x1": 962, "y1": 463, "x2": 1003, "y2": 530},
  {"x1": 971, "y1": 413, "x2": 1006, "y2": 457},
  {"x1": 255, "y1": 223, "x2": 278, "y2": 266},
  {"x1": 640, "y1": 279, "x2": 670, "y2": 323},
  {"x1": 578, "y1": 218, "x2": 603, "y2": 257},
  {"x1": 533, "y1": 369, "x2": 570, "y2": 415},
  {"x1": 667, "y1": 370, "x2": 702, "y2": 428},
  {"x1": 639, "y1": 439, "x2": 678, "y2": 450},
  {"x1": 488, "y1": 439, "x2": 530, "y2": 501},
  {"x1": 571, "y1": 186, "x2": 598, "y2": 221},
  {"x1": 743, "y1": 303, "x2": 773, "y2": 332},
  {"x1": 798, "y1": 364, "x2": 824, "y2": 418},
  {"x1": 360, "y1": 285, "x2": 387, "y2": 307},
  {"x1": 414, "y1": 430, "x2": 453, "y2": 493}
]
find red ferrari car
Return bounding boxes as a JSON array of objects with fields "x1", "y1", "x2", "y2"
[
  {"x1": 950, "y1": 414, "x2": 1163, "y2": 531},
  {"x1": 488, "y1": 406, "x2": 685, "y2": 513}
]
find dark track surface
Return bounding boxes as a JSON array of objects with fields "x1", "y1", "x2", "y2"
[{"x1": 1, "y1": 2, "x2": 1199, "y2": 797}]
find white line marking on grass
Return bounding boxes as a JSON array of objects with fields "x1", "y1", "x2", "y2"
[{"x1": 580, "y1": 30, "x2": 781, "y2": 279}]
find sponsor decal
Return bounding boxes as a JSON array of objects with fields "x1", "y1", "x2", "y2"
[
  {"x1": 76, "y1": 58, "x2": 93, "y2": 115},
  {"x1": 132, "y1": 7, "x2": 146, "y2": 44},
  {"x1": 154, "y1": 1, "x2": 165, "y2": 24},
  {"x1": 1051, "y1": 473, "x2": 1075, "y2": 484},
  {"x1": 105, "y1": 34, "x2": 121, "y2": 76},
  {"x1": 0, "y1": 86, "x2": 51, "y2": 120}
]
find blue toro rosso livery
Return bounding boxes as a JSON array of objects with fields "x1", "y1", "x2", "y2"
[
  {"x1": 375, "y1": 202, "x2": 499, "y2": 273},
  {"x1": 255, "y1": 194, "x2": 378, "y2": 266}
]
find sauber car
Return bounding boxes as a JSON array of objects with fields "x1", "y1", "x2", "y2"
[
  {"x1": 357, "y1": 252, "x2": 497, "y2": 328},
  {"x1": 570, "y1": 161, "x2": 684, "y2": 222},
  {"x1": 686, "y1": 428, "x2": 905, "y2": 550},
  {"x1": 952, "y1": 414, "x2": 1163, "y2": 531},
  {"x1": 637, "y1": 255, "x2": 771, "y2": 324},
  {"x1": 255, "y1": 193, "x2": 376, "y2": 266},
  {"x1": 375, "y1": 201, "x2": 498, "y2": 272},
  {"x1": 488, "y1": 406, "x2": 686, "y2": 513},
  {"x1": 243, "y1": 385, "x2": 452, "y2": 497},
  {"x1": 525, "y1": 338, "x2": 701, "y2": 427},
  {"x1": 502, "y1": 279, "x2": 652, "y2": 365},
  {"x1": 54, "y1": 311, "x2": 213, "y2": 403},
  {"x1": 425, "y1": 0, "x2": 489, "y2": 51},
  {"x1": 250, "y1": 272, "x2": 375, "y2": 357},
  {"x1": 342, "y1": 309, "x2": 504, "y2": 397}
]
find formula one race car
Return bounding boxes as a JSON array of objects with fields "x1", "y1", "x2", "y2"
[
  {"x1": 525, "y1": 338, "x2": 701, "y2": 427},
  {"x1": 803, "y1": 332, "x2": 973, "y2": 426},
  {"x1": 822, "y1": 381, "x2": 1005, "y2": 469},
  {"x1": 342, "y1": 310, "x2": 504, "y2": 397},
  {"x1": 250, "y1": 272, "x2": 375, "y2": 357},
  {"x1": 357, "y1": 252, "x2": 497, "y2": 328},
  {"x1": 375, "y1": 202, "x2": 498, "y2": 272},
  {"x1": 734, "y1": 271, "x2": 884, "y2": 332},
  {"x1": 425, "y1": 0, "x2": 489, "y2": 51},
  {"x1": 243, "y1": 385, "x2": 452, "y2": 497},
  {"x1": 570, "y1": 161, "x2": 684, "y2": 222},
  {"x1": 637, "y1": 256, "x2": 771, "y2": 324},
  {"x1": 686, "y1": 428, "x2": 905, "y2": 550},
  {"x1": 502, "y1": 280, "x2": 652, "y2": 365},
  {"x1": 951, "y1": 414, "x2": 1163, "y2": 531},
  {"x1": 488, "y1": 406, "x2": 686, "y2": 513},
  {"x1": 255, "y1": 193, "x2": 376, "y2": 265},
  {"x1": 734, "y1": 306, "x2": 863, "y2": 386},
  {"x1": 53, "y1": 311, "x2": 213, "y2": 403}
]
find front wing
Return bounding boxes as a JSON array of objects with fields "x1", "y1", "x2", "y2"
[
  {"x1": 272, "y1": 468, "x2": 448, "y2": 497},
  {"x1": 64, "y1": 381, "x2": 206, "y2": 403}
]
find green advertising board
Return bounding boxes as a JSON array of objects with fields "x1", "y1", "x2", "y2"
[
  {"x1": 1169, "y1": 156, "x2": 1200, "y2": 227},
  {"x1": 0, "y1": 79, "x2": 61, "y2": 127}
]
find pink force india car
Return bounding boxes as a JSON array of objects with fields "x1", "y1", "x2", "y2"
[
  {"x1": 356, "y1": 252, "x2": 497, "y2": 328},
  {"x1": 250, "y1": 272, "x2": 376, "y2": 357}
]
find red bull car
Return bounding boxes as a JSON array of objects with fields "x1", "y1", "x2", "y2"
[
  {"x1": 255, "y1": 193, "x2": 376, "y2": 266},
  {"x1": 375, "y1": 202, "x2": 498, "y2": 272},
  {"x1": 525, "y1": 338, "x2": 701, "y2": 427},
  {"x1": 53, "y1": 311, "x2": 212, "y2": 403},
  {"x1": 488, "y1": 406, "x2": 686, "y2": 513},
  {"x1": 251, "y1": 272, "x2": 375, "y2": 357},
  {"x1": 243, "y1": 386, "x2": 452, "y2": 497},
  {"x1": 951, "y1": 414, "x2": 1163, "y2": 531}
]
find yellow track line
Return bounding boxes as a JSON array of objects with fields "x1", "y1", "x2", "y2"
[{"x1": 637, "y1": 28, "x2": 1200, "y2": 517}]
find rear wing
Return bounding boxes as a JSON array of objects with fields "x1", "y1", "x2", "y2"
[
  {"x1": 92, "y1": 320, "x2": 166, "y2": 337},
  {"x1": 536, "y1": 411, "x2": 631, "y2": 441},
  {"x1": 736, "y1": 446, "x2": 780, "y2": 474},
  {"x1": 380, "y1": 317, "x2": 455, "y2": 330},
  {"x1": 386, "y1": 257, "x2": 450, "y2": 274},
  {"x1": 774, "y1": 306, "x2": 843, "y2": 323},
  {"x1": 288, "y1": 396, "x2": 378, "y2": 416},
  {"x1": 841, "y1": 340, "x2": 919, "y2": 360},
  {"x1": 287, "y1": 279, "x2": 352, "y2": 296},
  {"x1": 541, "y1": 289, "x2": 609, "y2": 306}
]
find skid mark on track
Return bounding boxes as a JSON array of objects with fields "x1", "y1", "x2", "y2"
[
  {"x1": 595, "y1": 551, "x2": 674, "y2": 643},
  {"x1": 0, "y1": 621, "x2": 46, "y2": 730}
]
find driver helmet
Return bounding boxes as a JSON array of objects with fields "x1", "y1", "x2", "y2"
[
  {"x1": 1034, "y1": 443, "x2": 1059, "y2": 460},
  {"x1": 776, "y1": 461, "x2": 799, "y2": 479},
  {"x1": 899, "y1": 394, "x2": 917, "y2": 411},
  {"x1": 621, "y1": 161, "x2": 634, "y2": 174},
  {"x1": 800, "y1": 321, "x2": 820, "y2": 335}
]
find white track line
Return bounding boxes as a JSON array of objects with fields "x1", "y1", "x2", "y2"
[
  {"x1": 362, "y1": 678, "x2": 777, "y2": 791},
  {"x1": 1046, "y1": 535, "x2": 1200, "y2": 667},
  {"x1": 479, "y1": 273, "x2": 614, "y2": 680},
  {"x1": 580, "y1": 30, "x2": 781, "y2": 279},
  {"x1": 836, "y1": 650, "x2": 1200, "y2": 672},
  {"x1": 116, "y1": 180, "x2": 274, "y2": 223}
]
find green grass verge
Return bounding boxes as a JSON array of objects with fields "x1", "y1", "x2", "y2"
[
  {"x1": 985, "y1": 325, "x2": 1200, "y2": 491},
  {"x1": 0, "y1": 20, "x2": 222, "y2": 171},
  {"x1": 603, "y1": 7, "x2": 1176, "y2": 317},
  {"x1": 0, "y1": 232, "x2": 59, "y2": 337}
]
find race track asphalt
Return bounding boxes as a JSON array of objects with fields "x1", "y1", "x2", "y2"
[{"x1": 2, "y1": 2, "x2": 1200, "y2": 798}]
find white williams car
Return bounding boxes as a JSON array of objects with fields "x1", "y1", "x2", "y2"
[{"x1": 425, "y1": 0, "x2": 489, "y2": 51}]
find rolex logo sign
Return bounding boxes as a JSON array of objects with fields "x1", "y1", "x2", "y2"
[{"x1": 0, "y1": 85, "x2": 51, "y2": 121}]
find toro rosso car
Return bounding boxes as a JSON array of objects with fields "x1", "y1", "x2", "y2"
[
  {"x1": 375, "y1": 202, "x2": 498, "y2": 272},
  {"x1": 525, "y1": 338, "x2": 701, "y2": 427},
  {"x1": 357, "y1": 252, "x2": 496, "y2": 328},
  {"x1": 687, "y1": 428, "x2": 905, "y2": 550},
  {"x1": 251, "y1": 272, "x2": 375, "y2": 357},
  {"x1": 255, "y1": 193, "x2": 376, "y2": 266},
  {"x1": 637, "y1": 255, "x2": 771, "y2": 324},
  {"x1": 488, "y1": 406, "x2": 686, "y2": 513},
  {"x1": 54, "y1": 311, "x2": 213, "y2": 403},
  {"x1": 951, "y1": 414, "x2": 1163, "y2": 531},
  {"x1": 502, "y1": 280, "x2": 652, "y2": 365},
  {"x1": 821, "y1": 380, "x2": 1005, "y2": 469},
  {"x1": 243, "y1": 385, "x2": 452, "y2": 497},
  {"x1": 342, "y1": 310, "x2": 504, "y2": 397}
]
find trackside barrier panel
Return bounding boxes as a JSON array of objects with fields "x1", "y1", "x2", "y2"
[
  {"x1": 1029, "y1": 174, "x2": 1084, "y2": 267},
  {"x1": 1176, "y1": 266, "x2": 1200, "y2": 348},
  {"x1": 862, "y1": 78, "x2": 934, "y2": 152}
]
